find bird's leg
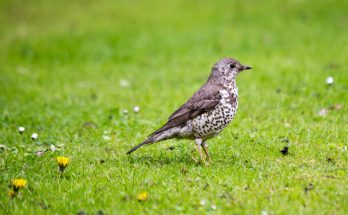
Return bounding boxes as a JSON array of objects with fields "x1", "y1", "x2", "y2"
[
  {"x1": 196, "y1": 144, "x2": 205, "y2": 164},
  {"x1": 194, "y1": 138, "x2": 206, "y2": 165},
  {"x1": 201, "y1": 141, "x2": 212, "y2": 163}
]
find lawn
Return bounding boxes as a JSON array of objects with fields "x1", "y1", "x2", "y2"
[{"x1": 0, "y1": 0, "x2": 347, "y2": 214}]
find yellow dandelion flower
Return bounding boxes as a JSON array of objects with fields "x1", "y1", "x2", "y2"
[
  {"x1": 12, "y1": 178, "x2": 27, "y2": 191},
  {"x1": 8, "y1": 190, "x2": 15, "y2": 198},
  {"x1": 137, "y1": 191, "x2": 148, "y2": 201},
  {"x1": 56, "y1": 156, "x2": 70, "y2": 172}
]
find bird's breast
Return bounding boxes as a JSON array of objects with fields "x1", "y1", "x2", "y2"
[
  {"x1": 190, "y1": 90, "x2": 238, "y2": 139},
  {"x1": 219, "y1": 89, "x2": 238, "y2": 109}
]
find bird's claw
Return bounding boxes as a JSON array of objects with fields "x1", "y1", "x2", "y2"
[
  {"x1": 191, "y1": 155, "x2": 211, "y2": 166},
  {"x1": 191, "y1": 155, "x2": 199, "y2": 163}
]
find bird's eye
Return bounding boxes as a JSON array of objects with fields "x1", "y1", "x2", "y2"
[{"x1": 229, "y1": 64, "x2": 235, "y2": 69}]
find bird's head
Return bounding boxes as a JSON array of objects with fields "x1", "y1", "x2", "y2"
[{"x1": 209, "y1": 57, "x2": 252, "y2": 84}]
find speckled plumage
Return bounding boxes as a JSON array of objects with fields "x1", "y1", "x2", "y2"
[
  {"x1": 127, "y1": 57, "x2": 251, "y2": 162},
  {"x1": 190, "y1": 88, "x2": 238, "y2": 139}
]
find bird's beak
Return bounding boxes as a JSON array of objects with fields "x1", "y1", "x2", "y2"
[{"x1": 242, "y1": 65, "x2": 252, "y2": 70}]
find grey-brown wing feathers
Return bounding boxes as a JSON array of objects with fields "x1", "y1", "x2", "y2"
[
  {"x1": 126, "y1": 83, "x2": 222, "y2": 154},
  {"x1": 148, "y1": 83, "x2": 222, "y2": 136}
]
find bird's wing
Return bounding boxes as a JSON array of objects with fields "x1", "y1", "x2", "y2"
[{"x1": 149, "y1": 83, "x2": 222, "y2": 136}]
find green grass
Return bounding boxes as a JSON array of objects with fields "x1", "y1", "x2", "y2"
[{"x1": 1, "y1": 0, "x2": 347, "y2": 214}]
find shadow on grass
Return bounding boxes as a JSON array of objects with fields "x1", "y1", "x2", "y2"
[
  {"x1": 126, "y1": 154, "x2": 196, "y2": 166},
  {"x1": 125, "y1": 151, "x2": 240, "y2": 167}
]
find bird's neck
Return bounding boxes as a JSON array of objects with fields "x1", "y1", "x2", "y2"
[
  {"x1": 223, "y1": 78, "x2": 238, "y2": 94},
  {"x1": 207, "y1": 77, "x2": 238, "y2": 95}
]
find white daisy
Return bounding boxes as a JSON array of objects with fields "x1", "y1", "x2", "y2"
[{"x1": 31, "y1": 133, "x2": 38, "y2": 140}]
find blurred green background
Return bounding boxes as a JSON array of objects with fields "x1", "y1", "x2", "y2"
[{"x1": 0, "y1": 0, "x2": 347, "y2": 214}]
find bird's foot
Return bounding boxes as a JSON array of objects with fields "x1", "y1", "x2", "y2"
[
  {"x1": 190, "y1": 155, "x2": 209, "y2": 166},
  {"x1": 203, "y1": 160, "x2": 210, "y2": 166},
  {"x1": 191, "y1": 155, "x2": 199, "y2": 163}
]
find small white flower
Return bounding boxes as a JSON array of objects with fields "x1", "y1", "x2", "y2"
[
  {"x1": 119, "y1": 79, "x2": 129, "y2": 87},
  {"x1": 284, "y1": 123, "x2": 291, "y2": 127},
  {"x1": 50, "y1": 144, "x2": 56, "y2": 152},
  {"x1": 123, "y1": 109, "x2": 128, "y2": 115},
  {"x1": 18, "y1": 127, "x2": 25, "y2": 134},
  {"x1": 0, "y1": 144, "x2": 7, "y2": 150},
  {"x1": 31, "y1": 133, "x2": 38, "y2": 140},
  {"x1": 200, "y1": 199, "x2": 206, "y2": 206},
  {"x1": 318, "y1": 108, "x2": 329, "y2": 117},
  {"x1": 326, "y1": 76, "x2": 334, "y2": 85},
  {"x1": 103, "y1": 135, "x2": 111, "y2": 141},
  {"x1": 261, "y1": 210, "x2": 269, "y2": 215},
  {"x1": 133, "y1": 106, "x2": 140, "y2": 113},
  {"x1": 211, "y1": 205, "x2": 217, "y2": 210}
]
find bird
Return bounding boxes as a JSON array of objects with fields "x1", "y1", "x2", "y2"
[{"x1": 127, "y1": 57, "x2": 252, "y2": 164}]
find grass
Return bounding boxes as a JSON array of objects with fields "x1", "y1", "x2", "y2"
[{"x1": 0, "y1": 0, "x2": 347, "y2": 214}]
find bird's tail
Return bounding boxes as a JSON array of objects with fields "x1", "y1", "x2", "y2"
[{"x1": 126, "y1": 127, "x2": 180, "y2": 154}]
